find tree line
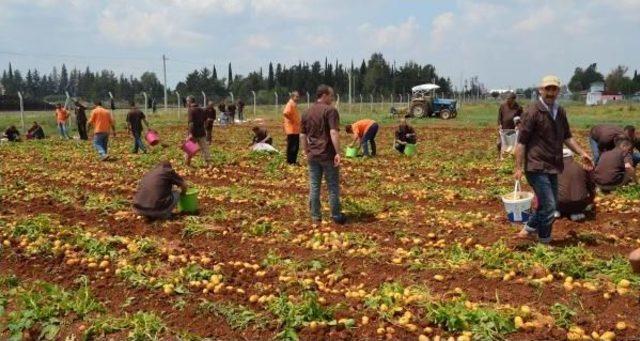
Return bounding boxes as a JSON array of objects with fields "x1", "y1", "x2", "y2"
[
  {"x1": 568, "y1": 63, "x2": 640, "y2": 95},
  {"x1": 0, "y1": 53, "x2": 452, "y2": 105}
]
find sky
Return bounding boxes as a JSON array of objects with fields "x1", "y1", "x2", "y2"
[{"x1": 0, "y1": 0, "x2": 638, "y2": 90}]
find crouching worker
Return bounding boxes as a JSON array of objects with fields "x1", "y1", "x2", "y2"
[
  {"x1": 558, "y1": 149, "x2": 595, "y2": 221},
  {"x1": 133, "y1": 161, "x2": 188, "y2": 220},
  {"x1": 27, "y1": 122, "x2": 45, "y2": 139},
  {"x1": 251, "y1": 126, "x2": 273, "y2": 145},
  {"x1": 346, "y1": 119, "x2": 379, "y2": 156},
  {"x1": 4, "y1": 125, "x2": 21, "y2": 142},
  {"x1": 394, "y1": 117, "x2": 417, "y2": 154},
  {"x1": 593, "y1": 136, "x2": 636, "y2": 192}
]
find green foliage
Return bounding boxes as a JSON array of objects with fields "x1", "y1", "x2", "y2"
[
  {"x1": 268, "y1": 290, "x2": 335, "y2": 340},
  {"x1": 198, "y1": 299, "x2": 267, "y2": 330},
  {"x1": 550, "y1": 303, "x2": 576, "y2": 329}
]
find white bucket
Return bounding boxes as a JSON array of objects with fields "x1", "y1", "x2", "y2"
[
  {"x1": 500, "y1": 129, "x2": 518, "y2": 153},
  {"x1": 501, "y1": 181, "x2": 534, "y2": 223}
]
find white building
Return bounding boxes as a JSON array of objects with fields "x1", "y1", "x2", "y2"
[{"x1": 587, "y1": 81, "x2": 623, "y2": 105}]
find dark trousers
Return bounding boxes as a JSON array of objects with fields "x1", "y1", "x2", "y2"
[
  {"x1": 77, "y1": 120, "x2": 88, "y2": 140},
  {"x1": 286, "y1": 134, "x2": 300, "y2": 164},
  {"x1": 361, "y1": 123, "x2": 379, "y2": 156},
  {"x1": 206, "y1": 124, "x2": 213, "y2": 144}
]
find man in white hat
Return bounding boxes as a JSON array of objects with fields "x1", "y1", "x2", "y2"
[
  {"x1": 557, "y1": 149, "x2": 595, "y2": 221},
  {"x1": 514, "y1": 75, "x2": 594, "y2": 243}
]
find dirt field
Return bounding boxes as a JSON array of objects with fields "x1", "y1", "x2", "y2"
[{"x1": 1, "y1": 114, "x2": 639, "y2": 340}]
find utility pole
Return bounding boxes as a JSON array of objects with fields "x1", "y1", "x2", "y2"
[
  {"x1": 348, "y1": 67, "x2": 352, "y2": 115},
  {"x1": 162, "y1": 55, "x2": 168, "y2": 111}
]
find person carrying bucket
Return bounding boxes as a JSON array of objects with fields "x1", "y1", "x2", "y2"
[
  {"x1": 514, "y1": 75, "x2": 593, "y2": 244},
  {"x1": 126, "y1": 100, "x2": 150, "y2": 154},
  {"x1": 497, "y1": 93, "x2": 522, "y2": 159},
  {"x1": 557, "y1": 149, "x2": 596, "y2": 221},
  {"x1": 394, "y1": 116, "x2": 417, "y2": 154},
  {"x1": 186, "y1": 96, "x2": 212, "y2": 167},
  {"x1": 346, "y1": 119, "x2": 379, "y2": 157},
  {"x1": 133, "y1": 161, "x2": 188, "y2": 220}
]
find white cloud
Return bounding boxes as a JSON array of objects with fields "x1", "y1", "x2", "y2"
[
  {"x1": 514, "y1": 6, "x2": 555, "y2": 32},
  {"x1": 359, "y1": 16, "x2": 421, "y2": 49},
  {"x1": 250, "y1": 0, "x2": 313, "y2": 19},
  {"x1": 165, "y1": 0, "x2": 246, "y2": 14},
  {"x1": 430, "y1": 12, "x2": 454, "y2": 46},
  {"x1": 245, "y1": 34, "x2": 272, "y2": 49}
]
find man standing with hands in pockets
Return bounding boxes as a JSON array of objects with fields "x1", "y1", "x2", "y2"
[
  {"x1": 514, "y1": 75, "x2": 593, "y2": 244},
  {"x1": 300, "y1": 85, "x2": 346, "y2": 225}
]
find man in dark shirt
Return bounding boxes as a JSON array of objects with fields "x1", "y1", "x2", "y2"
[
  {"x1": 624, "y1": 125, "x2": 640, "y2": 167},
  {"x1": 558, "y1": 149, "x2": 595, "y2": 221},
  {"x1": 300, "y1": 84, "x2": 345, "y2": 224},
  {"x1": 126, "y1": 101, "x2": 150, "y2": 153},
  {"x1": 589, "y1": 124, "x2": 624, "y2": 164},
  {"x1": 205, "y1": 101, "x2": 216, "y2": 144},
  {"x1": 394, "y1": 117, "x2": 417, "y2": 154},
  {"x1": 237, "y1": 99, "x2": 245, "y2": 121},
  {"x1": 4, "y1": 125, "x2": 20, "y2": 142},
  {"x1": 593, "y1": 137, "x2": 636, "y2": 192},
  {"x1": 74, "y1": 101, "x2": 88, "y2": 140},
  {"x1": 497, "y1": 93, "x2": 523, "y2": 155},
  {"x1": 186, "y1": 96, "x2": 211, "y2": 167},
  {"x1": 514, "y1": 75, "x2": 593, "y2": 244},
  {"x1": 133, "y1": 161, "x2": 188, "y2": 220},
  {"x1": 251, "y1": 126, "x2": 272, "y2": 145},
  {"x1": 27, "y1": 122, "x2": 45, "y2": 140}
]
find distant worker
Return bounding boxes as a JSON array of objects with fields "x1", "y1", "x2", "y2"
[
  {"x1": 557, "y1": 149, "x2": 595, "y2": 221},
  {"x1": 133, "y1": 161, "x2": 188, "y2": 220},
  {"x1": 346, "y1": 119, "x2": 379, "y2": 157},
  {"x1": 55, "y1": 103, "x2": 71, "y2": 139},
  {"x1": 237, "y1": 99, "x2": 245, "y2": 121},
  {"x1": 126, "y1": 100, "x2": 150, "y2": 154},
  {"x1": 588, "y1": 124, "x2": 624, "y2": 165},
  {"x1": 394, "y1": 117, "x2": 417, "y2": 154},
  {"x1": 497, "y1": 92, "x2": 523, "y2": 156},
  {"x1": 592, "y1": 136, "x2": 636, "y2": 192},
  {"x1": 3, "y1": 125, "x2": 20, "y2": 142},
  {"x1": 186, "y1": 95, "x2": 212, "y2": 167},
  {"x1": 205, "y1": 101, "x2": 216, "y2": 144},
  {"x1": 283, "y1": 91, "x2": 301, "y2": 164},
  {"x1": 228, "y1": 103, "x2": 237, "y2": 123},
  {"x1": 88, "y1": 100, "x2": 116, "y2": 161},
  {"x1": 251, "y1": 126, "x2": 273, "y2": 146},
  {"x1": 27, "y1": 122, "x2": 45, "y2": 140},
  {"x1": 74, "y1": 101, "x2": 88, "y2": 140},
  {"x1": 623, "y1": 125, "x2": 640, "y2": 166}
]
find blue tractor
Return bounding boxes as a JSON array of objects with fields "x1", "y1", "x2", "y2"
[{"x1": 407, "y1": 84, "x2": 458, "y2": 119}]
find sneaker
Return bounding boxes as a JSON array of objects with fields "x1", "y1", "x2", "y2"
[
  {"x1": 569, "y1": 213, "x2": 586, "y2": 221},
  {"x1": 100, "y1": 154, "x2": 109, "y2": 161},
  {"x1": 332, "y1": 215, "x2": 347, "y2": 225},
  {"x1": 553, "y1": 211, "x2": 561, "y2": 218}
]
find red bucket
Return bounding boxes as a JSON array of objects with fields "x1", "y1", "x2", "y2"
[
  {"x1": 182, "y1": 139, "x2": 200, "y2": 157},
  {"x1": 145, "y1": 130, "x2": 160, "y2": 146}
]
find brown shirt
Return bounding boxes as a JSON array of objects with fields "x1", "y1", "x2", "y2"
[
  {"x1": 498, "y1": 102, "x2": 523, "y2": 129},
  {"x1": 559, "y1": 158, "x2": 595, "y2": 203},
  {"x1": 301, "y1": 102, "x2": 340, "y2": 162},
  {"x1": 518, "y1": 100, "x2": 572, "y2": 173},
  {"x1": 133, "y1": 163, "x2": 185, "y2": 213},
  {"x1": 252, "y1": 127, "x2": 269, "y2": 143},
  {"x1": 188, "y1": 104, "x2": 207, "y2": 138},
  {"x1": 593, "y1": 147, "x2": 632, "y2": 186},
  {"x1": 589, "y1": 125, "x2": 623, "y2": 151}
]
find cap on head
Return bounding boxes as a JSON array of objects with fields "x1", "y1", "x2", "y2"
[
  {"x1": 562, "y1": 148, "x2": 574, "y2": 158},
  {"x1": 513, "y1": 116, "x2": 521, "y2": 124},
  {"x1": 540, "y1": 75, "x2": 561, "y2": 88}
]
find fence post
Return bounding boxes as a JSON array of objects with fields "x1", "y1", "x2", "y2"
[
  {"x1": 306, "y1": 92, "x2": 310, "y2": 108},
  {"x1": 201, "y1": 91, "x2": 207, "y2": 108},
  {"x1": 359, "y1": 94, "x2": 363, "y2": 114},
  {"x1": 390, "y1": 94, "x2": 394, "y2": 108},
  {"x1": 176, "y1": 91, "x2": 181, "y2": 120},
  {"x1": 64, "y1": 91, "x2": 71, "y2": 110},
  {"x1": 380, "y1": 94, "x2": 384, "y2": 112},
  {"x1": 17, "y1": 91, "x2": 25, "y2": 132},
  {"x1": 251, "y1": 91, "x2": 256, "y2": 120},
  {"x1": 369, "y1": 94, "x2": 373, "y2": 112},
  {"x1": 274, "y1": 92, "x2": 278, "y2": 115},
  {"x1": 407, "y1": 93, "x2": 411, "y2": 108},
  {"x1": 229, "y1": 92, "x2": 234, "y2": 102},
  {"x1": 336, "y1": 94, "x2": 340, "y2": 109},
  {"x1": 142, "y1": 92, "x2": 148, "y2": 111}
]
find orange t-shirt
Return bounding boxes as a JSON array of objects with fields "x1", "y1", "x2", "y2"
[
  {"x1": 352, "y1": 119, "x2": 375, "y2": 138},
  {"x1": 88, "y1": 106, "x2": 115, "y2": 133},
  {"x1": 283, "y1": 99, "x2": 300, "y2": 134},
  {"x1": 56, "y1": 108, "x2": 69, "y2": 123}
]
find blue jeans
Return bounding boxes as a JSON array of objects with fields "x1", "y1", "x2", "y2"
[
  {"x1": 58, "y1": 122, "x2": 70, "y2": 139},
  {"x1": 132, "y1": 132, "x2": 147, "y2": 153},
  {"x1": 308, "y1": 160, "x2": 342, "y2": 221},
  {"x1": 361, "y1": 123, "x2": 379, "y2": 156},
  {"x1": 524, "y1": 172, "x2": 558, "y2": 243},
  {"x1": 589, "y1": 137, "x2": 600, "y2": 165},
  {"x1": 93, "y1": 132, "x2": 109, "y2": 157}
]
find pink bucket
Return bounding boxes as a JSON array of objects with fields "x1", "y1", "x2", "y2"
[
  {"x1": 145, "y1": 130, "x2": 160, "y2": 146},
  {"x1": 182, "y1": 139, "x2": 200, "y2": 157}
]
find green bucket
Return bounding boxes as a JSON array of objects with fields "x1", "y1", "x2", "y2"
[
  {"x1": 178, "y1": 188, "x2": 199, "y2": 213},
  {"x1": 404, "y1": 144, "x2": 417, "y2": 156},
  {"x1": 346, "y1": 147, "x2": 358, "y2": 158}
]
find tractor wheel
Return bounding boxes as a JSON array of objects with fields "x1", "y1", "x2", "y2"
[
  {"x1": 439, "y1": 109, "x2": 452, "y2": 120},
  {"x1": 410, "y1": 105, "x2": 425, "y2": 118}
]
